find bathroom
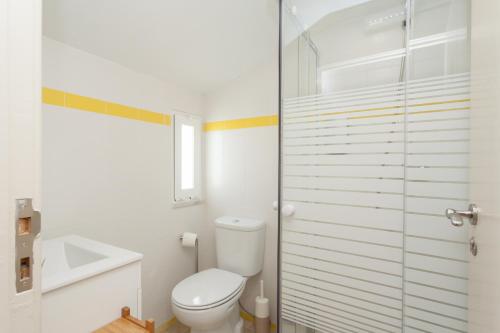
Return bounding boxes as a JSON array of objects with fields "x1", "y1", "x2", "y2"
[
  {"x1": 41, "y1": 1, "x2": 278, "y2": 332},
  {"x1": 2, "y1": 0, "x2": 500, "y2": 333}
]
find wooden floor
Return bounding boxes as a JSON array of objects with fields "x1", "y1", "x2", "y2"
[
  {"x1": 163, "y1": 321, "x2": 189, "y2": 333},
  {"x1": 243, "y1": 319, "x2": 256, "y2": 333},
  {"x1": 95, "y1": 313, "x2": 259, "y2": 333},
  {"x1": 162, "y1": 318, "x2": 254, "y2": 333},
  {"x1": 90, "y1": 308, "x2": 264, "y2": 333},
  {"x1": 94, "y1": 307, "x2": 154, "y2": 333},
  {"x1": 95, "y1": 318, "x2": 151, "y2": 333}
]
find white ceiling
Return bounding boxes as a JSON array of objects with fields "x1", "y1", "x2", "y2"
[
  {"x1": 289, "y1": 0, "x2": 373, "y2": 29},
  {"x1": 43, "y1": 0, "x2": 279, "y2": 93}
]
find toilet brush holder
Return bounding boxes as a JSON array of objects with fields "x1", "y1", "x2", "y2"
[{"x1": 255, "y1": 280, "x2": 270, "y2": 333}]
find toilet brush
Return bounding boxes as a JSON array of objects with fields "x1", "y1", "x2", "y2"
[{"x1": 255, "y1": 280, "x2": 270, "y2": 333}]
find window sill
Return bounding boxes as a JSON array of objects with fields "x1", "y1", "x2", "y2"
[{"x1": 172, "y1": 199, "x2": 202, "y2": 208}]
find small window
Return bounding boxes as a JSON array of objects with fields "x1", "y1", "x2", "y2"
[{"x1": 173, "y1": 113, "x2": 202, "y2": 206}]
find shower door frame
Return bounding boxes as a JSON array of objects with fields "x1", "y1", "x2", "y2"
[{"x1": 277, "y1": 2, "x2": 283, "y2": 333}]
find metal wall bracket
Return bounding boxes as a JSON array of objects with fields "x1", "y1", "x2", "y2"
[{"x1": 15, "y1": 198, "x2": 41, "y2": 293}]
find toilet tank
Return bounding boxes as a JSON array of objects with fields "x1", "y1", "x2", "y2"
[{"x1": 215, "y1": 216, "x2": 266, "y2": 277}]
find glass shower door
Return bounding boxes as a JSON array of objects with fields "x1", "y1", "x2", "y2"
[
  {"x1": 403, "y1": 1, "x2": 470, "y2": 332},
  {"x1": 279, "y1": 1, "x2": 470, "y2": 332},
  {"x1": 281, "y1": 1, "x2": 407, "y2": 332}
]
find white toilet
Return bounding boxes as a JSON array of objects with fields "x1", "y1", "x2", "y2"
[{"x1": 171, "y1": 216, "x2": 266, "y2": 333}]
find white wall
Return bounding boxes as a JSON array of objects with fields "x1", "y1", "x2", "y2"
[
  {"x1": 201, "y1": 59, "x2": 279, "y2": 323},
  {"x1": 42, "y1": 37, "x2": 204, "y2": 326}
]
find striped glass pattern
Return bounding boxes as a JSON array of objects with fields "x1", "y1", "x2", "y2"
[{"x1": 281, "y1": 73, "x2": 470, "y2": 333}]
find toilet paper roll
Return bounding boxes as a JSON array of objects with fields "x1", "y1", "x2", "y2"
[{"x1": 181, "y1": 232, "x2": 198, "y2": 247}]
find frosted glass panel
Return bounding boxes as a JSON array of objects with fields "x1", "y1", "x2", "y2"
[
  {"x1": 181, "y1": 124, "x2": 194, "y2": 190},
  {"x1": 404, "y1": 1, "x2": 470, "y2": 332},
  {"x1": 280, "y1": 0, "x2": 470, "y2": 332}
]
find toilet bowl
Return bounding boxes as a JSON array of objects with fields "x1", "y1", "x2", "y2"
[
  {"x1": 171, "y1": 217, "x2": 265, "y2": 333},
  {"x1": 171, "y1": 269, "x2": 246, "y2": 333}
]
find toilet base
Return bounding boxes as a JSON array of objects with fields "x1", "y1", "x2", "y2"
[
  {"x1": 234, "y1": 318, "x2": 244, "y2": 333},
  {"x1": 190, "y1": 304, "x2": 243, "y2": 333}
]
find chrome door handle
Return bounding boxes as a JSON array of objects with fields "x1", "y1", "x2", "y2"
[{"x1": 445, "y1": 203, "x2": 479, "y2": 227}]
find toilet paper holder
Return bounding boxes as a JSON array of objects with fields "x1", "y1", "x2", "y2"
[{"x1": 179, "y1": 233, "x2": 199, "y2": 273}]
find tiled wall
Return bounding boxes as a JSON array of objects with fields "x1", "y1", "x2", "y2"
[
  {"x1": 42, "y1": 37, "x2": 204, "y2": 327},
  {"x1": 202, "y1": 60, "x2": 279, "y2": 324},
  {"x1": 42, "y1": 37, "x2": 280, "y2": 327}
]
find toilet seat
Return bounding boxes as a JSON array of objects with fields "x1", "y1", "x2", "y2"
[{"x1": 172, "y1": 268, "x2": 245, "y2": 311}]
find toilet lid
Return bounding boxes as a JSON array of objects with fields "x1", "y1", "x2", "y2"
[{"x1": 172, "y1": 268, "x2": 245, "y2": 309}]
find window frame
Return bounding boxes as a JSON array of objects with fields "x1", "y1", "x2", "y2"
[{"x1": 172, "y1": 112, "x2": 202, "y2": 207}]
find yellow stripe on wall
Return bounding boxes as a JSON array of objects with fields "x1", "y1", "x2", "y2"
[
  {"x1": 42, "y1": 87, "x2": 275, "y2": 130},
  {"x1": 43, "y1": 88, "x2": 65, "y2": 107},
  {"x1": 42, "y1": 87, "x2": 171, "y2": 126},
  {"x1": 204, "y1": 115, "x2": 278, "y2": 131},
  {"x1": 66, "y1": 92, "x2": 107, "y2": 114}
]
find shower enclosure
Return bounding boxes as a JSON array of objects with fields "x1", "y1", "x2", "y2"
[{"x1": 279, "y1": 1, "x2": 470, "y2": 332}]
